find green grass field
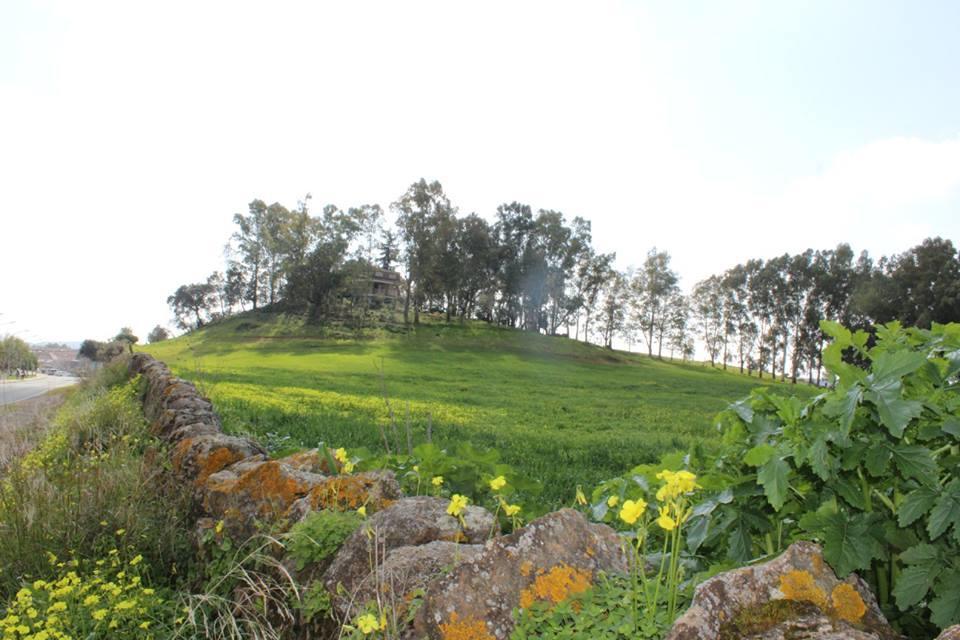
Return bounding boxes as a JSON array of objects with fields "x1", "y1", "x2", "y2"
[{"x1": 142, "y1": 313, "x2": 808, "y2": 506}]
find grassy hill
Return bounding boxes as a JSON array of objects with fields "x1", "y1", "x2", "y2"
[{"x1": 142, "y1": 312, "x2": 809, "y2": 505}]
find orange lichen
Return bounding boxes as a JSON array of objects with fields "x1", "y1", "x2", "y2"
[
  {"x1": 439, "y1": 613, "x2": 495, "y2": 640},
  {"x1": 518, "y1": 563, "x2": 592, "y2": 610},
  {"x1": 519, "y1": 561, "x2": 534, "y2": 577},
  {"x1": 830, "y1": 583, "x2": 866, "y2": 622},
  {"x1": 308, "y1": 475, "x2": 378, "y2": 511},
  {"x1": 779, "y1": 570, "x2": 827, "y2": 610},
  {"x1": 232, "y1": 462, "x2": 313, "y2": 513},
  {"x1": 172, "y1": 438, "x2": 245, "y2": 485},
  {"x1": 279, "y1": 450, "x2": 321, "y2": 472}
]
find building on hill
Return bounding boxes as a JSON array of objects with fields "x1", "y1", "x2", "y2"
[{"x1": 366, "y1": 268, "x2": 403, "y2": 307}]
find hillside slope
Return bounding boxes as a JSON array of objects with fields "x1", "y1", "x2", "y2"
[{"x1": 143, "y1": 313, "x2": 807, "y2": 504}]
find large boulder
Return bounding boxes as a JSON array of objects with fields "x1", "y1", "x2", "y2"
[
  {"x1": 171, "y1": 433, "x2": 266, "y2": 486},
  {"x1": 339, "y1": 541, "x2": 485, "y2": 627},
  {"x1": 203, "y1": 458, "x2": 327, "y2": 539},
  {"x1": 417, "y1": 508, "x2": 628, "y2": 640},
  {"x1": 666, "y1": 541, "x2": 902, "y2": 640},
  {"x1": 937, "y1": 627, "x2": 960, "y2": 640},
  {"x1": 323, "y1": 496, "x2": 494, "y2": 618}
]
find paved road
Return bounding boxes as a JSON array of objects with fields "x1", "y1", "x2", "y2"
[{"x1": 0, "y1": 375, "x2": 80, "y2": 406}]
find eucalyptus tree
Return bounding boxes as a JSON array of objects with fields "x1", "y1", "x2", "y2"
[
  {"x1": 574, "y1": 250, "x2": 616, "y2": 342},
  {"x1": 691, "y1": 275, "x2": 725, "y2": 367},
  {"x1": 167, "y1": 282, "x2": 216, "y2": 330},
  {"x1": 598, "y1": 270, "x2": 629, "y2": 349},
  {"x1": 392, "y1": 179, "x2": 456, "y2": 324},
  {"x1": 632, "y1": 248, "x2": 679, "y2": 358},
  {"x1": 231, "y1": 199, "x2": 268, "y2": 309}
]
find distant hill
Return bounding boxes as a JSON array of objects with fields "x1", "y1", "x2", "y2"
[{"x1": 142, "y1": 312, "x2": 810, "y2": 506}]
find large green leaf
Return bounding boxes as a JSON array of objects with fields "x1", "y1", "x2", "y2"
[
  {"x1": 943, "y1": 417, "x2": 960, "y2": 439},
  {"x1": 930, "y1": 570, "x2": 960, "y2": 629},
  {"x1": 866, "y1": 379, "x2": 923, "y2": 438},
  {"x1": 864, "y1": 443, "x2": 891, "y2": 477},
  {"x1": 744, "y1": 444, "x2": 776, "y2": 467},
  {"x1": 893, "y1": 543, "x2": 942, "y2": 610},
  {"x1": 899, "y1": 486, "x2": 938, "y2": 527},
  {"x1": 871, "y1": 350, "x2": 929, "y2": 385},
  {"x1": 890, "y1": 444, "x2": 937, "y2": 484},
  {"x1": 928, "y1": 480, "x2": 960, "y2": 541},
  {"x1": 808, "y1": 437, "x2": 835, "y2": 482},
  {"x1": 801, "y1": 510, "x2": 878, "y2": 576},
  {"x1": 757, "y1": 456, "x2": 791, "y2": 511}
]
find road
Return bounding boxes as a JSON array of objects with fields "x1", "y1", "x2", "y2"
[{"x1": 0, "y1": 375, "x2": 80, "y2": 406}]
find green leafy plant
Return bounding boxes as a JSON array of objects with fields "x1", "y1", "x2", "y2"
[
  {"x1": 511, "y1": 573, "x2": 660, "y2": 639},
  {"x1": 286, "y1": 509, "x2": 363, "y2": 572},
  {"x1": 691, "y1": 321, "x2": 960, "y2": 634}
]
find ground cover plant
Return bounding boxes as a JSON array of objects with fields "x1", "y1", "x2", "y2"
[{"x1": 142, "y1": 312, "x2": 805, "y2": 507}]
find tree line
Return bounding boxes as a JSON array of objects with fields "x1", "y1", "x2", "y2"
[{"x1": 167, "y1": 178, "x2": 960, "y2": 383}]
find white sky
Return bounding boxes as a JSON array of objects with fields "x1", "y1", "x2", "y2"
[{"x1": 2, "y1": 1, "x2": 959, "y2": 343}]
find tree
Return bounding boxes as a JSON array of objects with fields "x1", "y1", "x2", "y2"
[
  {"x1": 691, "y1": 275, "x2": 724, "y2": 367},
  {"x1": 113, "y1": 327, "x2": 139, "y2": 353},
  {"x1": 598, "y1": 271, "x2": 629, "y2": 349},
  {"x1": 231, "y1": 200, "x2": 268, "y2": 310},
  {"x1": 77, "y1": 339, "x2": 124, "y2": 363},
  {"x1": 167, "y1": 283, "x2": 216, "y2": 330},
  {"x1": 147, "y1": 326, "x2": 170, "y2": 343},
  {"x1": 632, "y1": 248, "x2": 679, "y2": 358},
  {"x1": 575, "y1": 250, "x2": 615, "y2": 342},
  {"x1": 378, "y1": 229, "x2": 399, "y2": 270},
  {"x1": 0, "y1": 335, "x2": 37, "y2": 372},
  {"x1": 392, "y1": 179, "x2": 456, "y2": 324}
]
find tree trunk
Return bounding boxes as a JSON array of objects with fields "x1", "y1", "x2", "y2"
[{"x1": 403, "y1": 277, "x2": 412, "y2": 324}]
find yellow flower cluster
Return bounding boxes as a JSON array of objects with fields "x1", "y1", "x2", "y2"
[
  {"x1": 654, "y1": 470, "x2": 699, "y2": 502},
  {"x1": 333, "y1": 448, "x2": 355, "y2": 474},
  {"x1": 618, "y1": 499, "x2": 647, "y2": 525},
  {"x1": 1, "y1": 552, "x2": 166, "y2": 639},
  {"x1": 488, "y1": 476, "x2": 507, "y2": 492}
]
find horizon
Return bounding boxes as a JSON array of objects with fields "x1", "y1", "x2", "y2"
[{"x1": 3, "y1": 1, "x2": 959, "y2": 343}]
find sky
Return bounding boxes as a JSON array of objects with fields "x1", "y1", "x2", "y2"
[{"x1": 2, "y1": 0, "x2": 959, "y2": 343}]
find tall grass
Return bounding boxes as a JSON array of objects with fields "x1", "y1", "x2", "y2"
[{"x1": 0, "y1": 360, "x2": 194, "y2": 599}]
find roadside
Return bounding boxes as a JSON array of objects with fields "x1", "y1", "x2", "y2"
[
  {"x1": 0, "y1": 388, "x2": 70, "y2": 473},
  {"x1": 0, "y1": 373, "x2": 80, "y2": 405}
]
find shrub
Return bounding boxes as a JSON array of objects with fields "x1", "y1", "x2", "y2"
[{"x1": 692, "y1": 321, "x2": 960, "y2": 635}]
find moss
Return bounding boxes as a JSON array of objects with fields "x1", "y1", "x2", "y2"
[
  {"x1": 717, "y1": 599, "x2": 821, "y2": 640},
  {"x1": 518, "y1": 563, "x2": 592, "y2": 610}
]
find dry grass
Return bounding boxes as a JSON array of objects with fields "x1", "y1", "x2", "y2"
[{"x1": 0, "y1": 389, "x2": 70, "y2": 474}]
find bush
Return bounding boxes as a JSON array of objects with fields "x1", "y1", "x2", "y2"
[{"x1": 692, "y1": 321, "x2": 960, "y2": 635}]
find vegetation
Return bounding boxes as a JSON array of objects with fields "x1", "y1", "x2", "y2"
[
  {"x1": 142, "y1": 313, "x2": 803, "y2": 507},
  {"x1": 685, "y1": 321, "x2": 960, "y2": 635},
  {"x1": 0, "y1": 335, "x2": 37, "y2": 373},
  {"x1": 287, "y1": 510, "x2": 363, "y2": 572},
  {"x1": 165, "y1": 183, "x2": 960, "y2": 386}
]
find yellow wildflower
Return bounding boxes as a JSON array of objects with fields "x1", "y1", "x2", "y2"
[
  {"x1": 129, "y1": 555, "x2": 143, "y2": 566},
  {"x1": 215, "y1": 520, "x2": 224, "y2": 535},
  {"x1": 139, "y1": 621, "x2": 151, "y2": 630},
  {"x1": 431, "y1": 476, "x2": 444, "y2": 487},
  {"x1": 619, "y1": 499, "x2": 647, "y2": 525},
  {"x1": 607, "y1": 495, "x2": 620, "y2": 508},
  {"x1": 657, "y1": 507, "x2": 678, "y2": 531},
  {"x1": 83, "y1": 595, "x2": 100, "y2": 606},
  {"x1": 489, "y1": 475, "x2": 507, "y2": 492},
  {"x1": 357, "y1": 505, "x2": 367, "y2": 517},
  {"x1": 504, "y1": 504, "x2": 522, "y2": 517},
  {"x1": 91, "y1": 609, "x2": 108, "y2": 621},
  {"x1": 115, "y1": 529, "x2": 126, "y2": 536},
  {"x1": 356, "y1": 612, "x2": 381, "y2": 634},
  {"x1": 343, "y1": 460, "x2": 356, "y2": 473},
  {"x1": 334, "y1": 448, "x2": 348, "y2": 464},
  {"x1": 447, "y1": 494, "x2": 469, "y2": 517}
]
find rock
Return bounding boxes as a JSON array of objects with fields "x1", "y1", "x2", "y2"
[
  {"x1": 286, "y1": 471, "x2": 402, "y2": 522},
  {"x1": 937, "y1": 627, "x2": 960, "y2": 640},
  {"x1": 418, "y1": 508, "x2": 628, "y2": 640},
  {"x1": 171, "y1": 433, "x2": 266, "y2": 486},
  {"x1": 203, "y1": 458, "x2": 327, "y2": 539},
  {"x1": 666, "y1": 541, "x2": 902, "y2": 640},
  {"x1": 324, "y1": 496, "x2": 494, "y2": 617},
  {"x1": 336, "y1": 541, "x2": 484, "y2": 623}
]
